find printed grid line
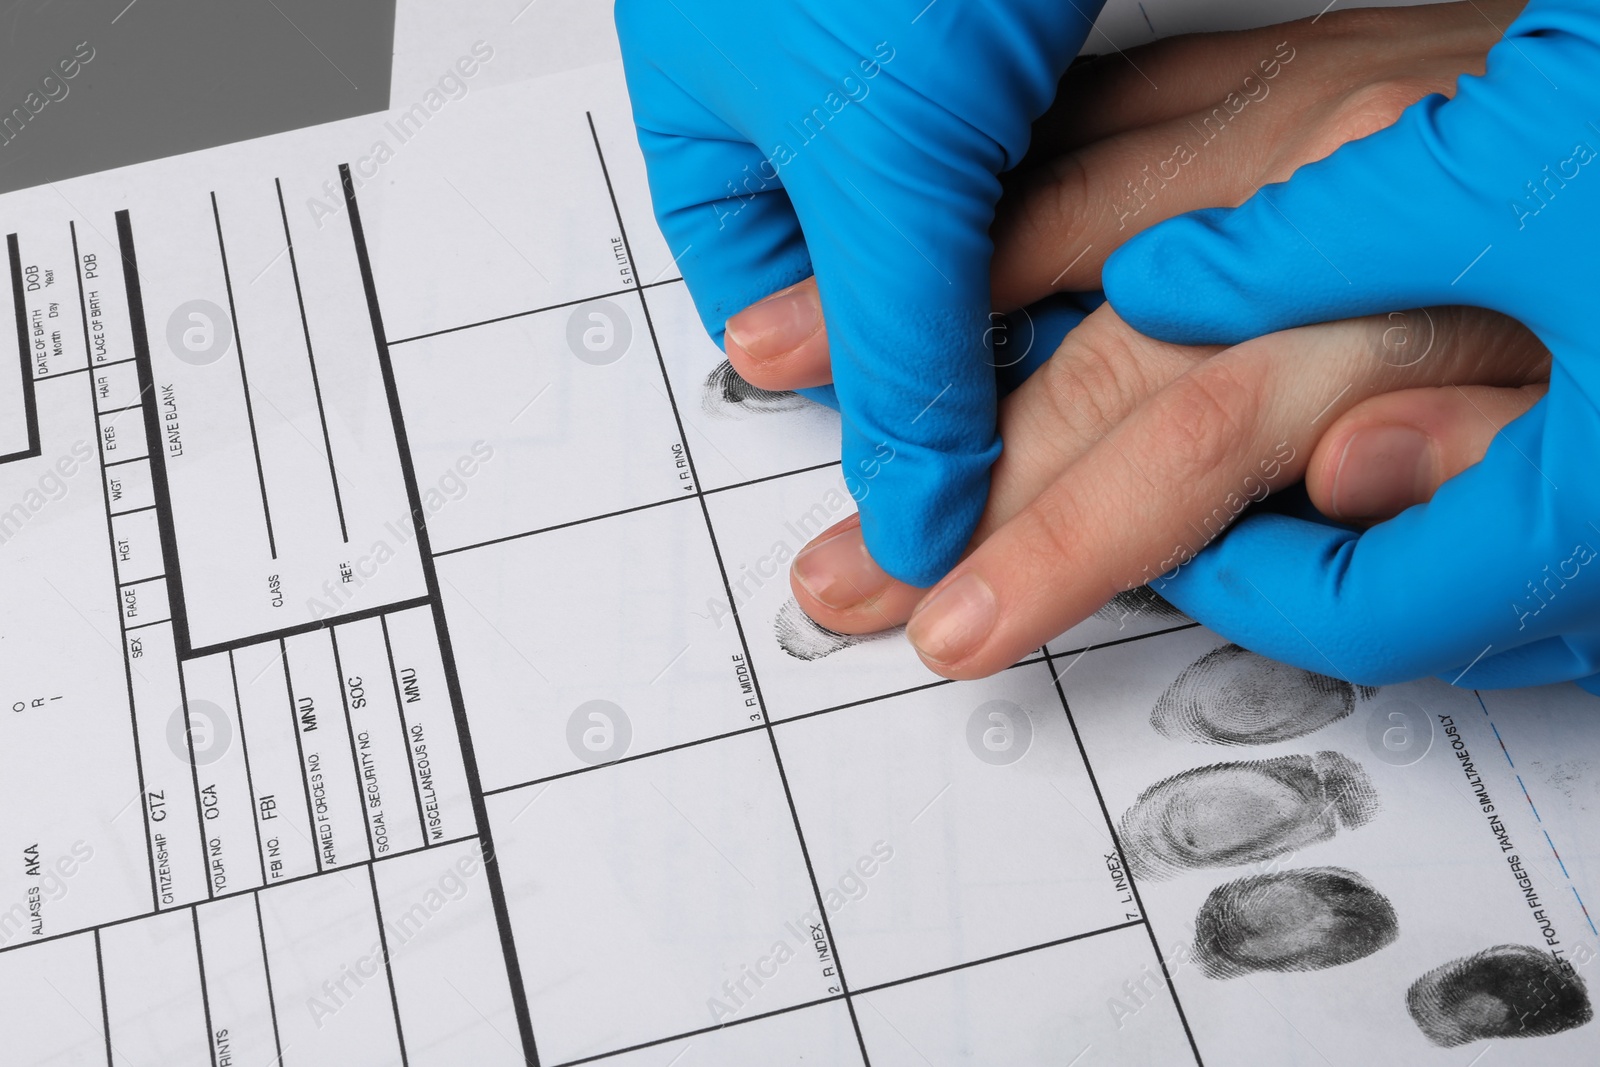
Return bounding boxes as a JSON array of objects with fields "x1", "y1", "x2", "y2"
[
  {"x1": 280, "y1": 637, "x2": 326, "y2": 877},
  {"x1": 174, "y1": 654, "x2": 217, "y2": 903},
  {"x1": 208, "y1": 192, "x2": 279, "y2": 562},
  {"x1": 368, "y1": 862, "x2": 414, "y2": 1067},
  {"x1": 93, "y1": 929, "x2": 113, "y2": 1067},
  {"x1": 585, "y1": 110, "x2": 872, "y2": 1065},
  {"x1": 1045, "y1": 645, "x2": 1206, "y2": 1066},
  {"x1": 430, "y1": 458, "x2": 846, "y2": 561},
  {"x1": 479, "y1": 623, "x2": 1201, "y2": 802},
  {"x1": 190, "y1": 907, "x2": 219, "y2": 1062},
  {"x1": 4, "y1": 233, "x2": 41, "y2": 461},
  {"x1": 0, "y1": 828, "x2": 486, "y2": 960},
  {"x1": 340, "y1": 162, "x2": 545, "y2": 1065},
  {"x1": 119, "y1": 209, "x2": 195, "y2": 656},
  {"x1": 69, "y1": 219, "x2": 161, "y2": 913},
  {"x1": 383, "y1": 614, "x2": 436, "y2": 846},
  {"x1": 253, "y1": 891, "x2": 287, "y2": 1064},
  {"x1": 229, "y1": 651, "x2": 273, "y2": 889},
  {"x1": 273, "y1": 175, "x2": 350, "y2": 544},
  {"x1": 554, "y1": 919, "x2": 1150, "y2": 1067},
  {"x1": 482, "y1": 652, "x2": 1049, "y2": 800},
  {"x1": 387, "y1": 276, "x2": 684, "y2": 347}
]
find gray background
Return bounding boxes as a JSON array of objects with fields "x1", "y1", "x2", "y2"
[{"x1": 0, "y1": 0, "x2": 395, "y2": 195}]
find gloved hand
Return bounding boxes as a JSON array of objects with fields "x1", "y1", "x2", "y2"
[
  {"x1": 1103, "y1": 0, "x2": 1600, "y2": 694},
  {"x1": 615, "y1": 0, "x2": 1104, "y2": 586}
]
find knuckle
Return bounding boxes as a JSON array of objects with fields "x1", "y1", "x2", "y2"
[
  {"x1": 1001, "y1": 154, "x2": 1092, "y2": 257},
  {"x1": 992, "y1": 154, "x2": 1091, "y2": 298},
  {"x1": 1266, "y1": 79, "x2": 1444, "y2": 182},
  {"x1": 1013, "y1": 490, "x2": 1087, "y2": 576},
  {"x1": 1149, "y1": 362, "x2": 1262, "y2": 491},
  {"x1": 1026, "y1": 313, "x2": 1209, "y2": 458},
  {"x1": 1044, "y1": 152, "x2": 1094, "y2": 248},
  {"x1": 1036, "y1": 328, "x2": 1134, "y2": 446},
  {"x1": 1324, "y1": 79, "x2": 1439, "y2": 144},
  {"x1": 1310, "y1": 5, "x2": 1401, "y2": 39}
]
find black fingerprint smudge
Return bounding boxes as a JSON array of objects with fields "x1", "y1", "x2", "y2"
[
  {"x1": 1092, "y1": 586, "x2": 1187, "y2": 627},
  {"x1": 1407, "y1": 944, "x2": 1592, "y2": 1047},
  {"x1": 1193, "y1": 866, "x2": 1398, "y2": 979},
  {"x1": 773, "y1": 598, "x2": 895, "y2": 661},
  {"x1": 701, "y1": 359, "x2": 808, "y2": 418},
  {"x1": 1152, "y1": 643, "x2": 1368, "y2": 746},
  {"x1": 1118, "y1": 751, "x2": 1379, "y2": 880}
]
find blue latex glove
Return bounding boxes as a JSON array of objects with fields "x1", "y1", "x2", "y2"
[
  {"x1": 1103, "y1": 0, "x2": 1600, "y2": 694},
  {"x1": 615, "y1": 0, "x2": 1104, "y2": 586}
]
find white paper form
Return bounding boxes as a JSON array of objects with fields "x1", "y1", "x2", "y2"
[{"x1": 0, "y1": 26, "x2": 1596, "y2": 1067}]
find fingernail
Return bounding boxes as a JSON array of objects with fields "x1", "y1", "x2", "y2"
[
  {"x1": 792, "y1": 525, "x2": 891, "y2": 610},
  {"x1": 724, "y1": 284, "x2": 820, "y2": 363},
  {"x1": 907, "y1": 573, "x2": 997, "y2": 665},
  {"x1": 1330, "y1": 425, "x2": 1434, "y2": 521}
]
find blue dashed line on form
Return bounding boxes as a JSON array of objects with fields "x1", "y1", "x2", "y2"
[
  {"x1": 1545, "y1": 830, "x2": 1570, "y2": 878},
  {"x1": 1477, "y1": 691, "x2": 1594, "y2": 943},
  {"x1": 1575, "y1": 888, "x2": 1598, "y2": 937},
  {"x1": 1516, "y1": 774, "x2": 1542, "y2": 822},
  {"x1": 1491, "y1": 721, "x2": 1514, "y2": 767}
]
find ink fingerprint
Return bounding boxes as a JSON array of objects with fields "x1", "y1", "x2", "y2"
[
  {"x1": 1092, "y1": 586, "x2": 1187, "y2": 627},
  {"x1": 773, "y1": 598, "x2": 895, "y2": 661},
  {"x1": 1118, "y1": 751, "x2": 1379, "y2": 881},
  {"x1": 1193, "y1": 866, "x2": 1398, "y2": 979},
  {"x1": 1152, "y1": 643, "x2": 1366, "y2": 747},
  {"x1": 1407, "y1": 944, "x2": 1592, "y2": 1047},
  {"x1": 702, "y1": 359, "x2": 807, "y2": 417}
]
